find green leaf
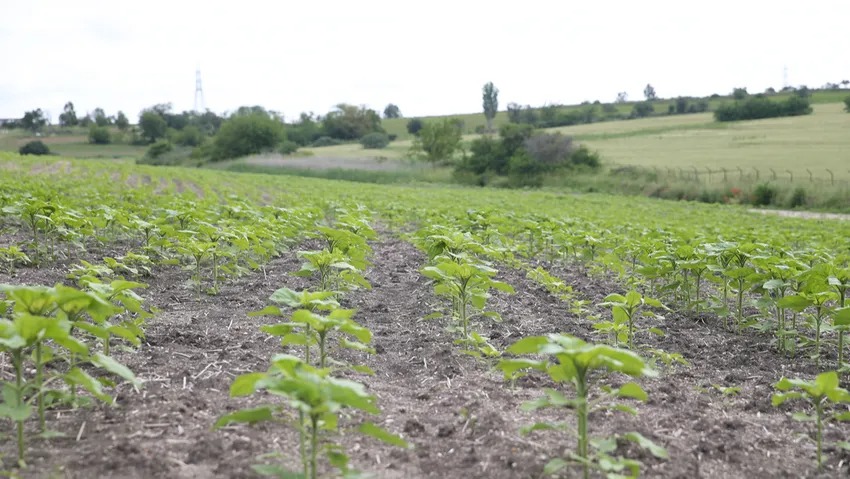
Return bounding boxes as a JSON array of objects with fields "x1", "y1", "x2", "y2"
[
  {"x1": 359, "y1": 422, "x2": 410, "y2": 448},
  {"x1": 623, "y1": 431, "x2": 669, "y2": 459},
  {"x1": 230, "y1": 372, "x2": 266, "y2": 397},
  {"x1": 65, "y1": 367, "x2": 112, "y2": 403},
  {"x1": 519, "y1": 421, "x2": 566, "y2": 436},
  {"x1": 249, "y1": 305, "x2": 284, "y2": 317},
  {"x1": 251, "y1": 464, "x2": 305, "y2": 478},
  {"x1": 214, "y1": 406, "x2": 274, "y2": 429},
  {"x1": 791, "y1": 412, "x2": 816, "y2": 422},
  {"x1": 506, "y1": 336, "x2": 548, "y2": 354},
  {"x1": 91, "y1": 353, "x2": 140, "y2": 388},
  {"x1": 542, "y1": 458, "x2": 568, "y2": 476},
  {"x1": 616, "y1": 382, "x2": 648, "y2": 401}
]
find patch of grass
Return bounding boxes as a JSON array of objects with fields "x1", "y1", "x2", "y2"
[{"x1": 219, "y1": 161, "x2": 453, "y2": 185}]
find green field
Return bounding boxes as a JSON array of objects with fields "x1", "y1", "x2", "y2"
[{"x1": 3, "y1": 154, "x2": 850, "y2": 477}]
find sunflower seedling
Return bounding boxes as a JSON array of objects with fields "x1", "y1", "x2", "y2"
[
  {"x1": 498, "y1": 334, "x2": 666, "y2": 479},
  {"x1": 215, "y1": 354, "x2": 408, "y2": 479},
  {"x1": 772, "y1": 371, "x2": 850, "y2": 471}
]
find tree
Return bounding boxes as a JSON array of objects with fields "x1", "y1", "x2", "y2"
[
  {"x1": 616, "y1": 92, "x2": 628, "y2": 103},
  {"x1": 212, "y1": 112, "x2": 285, "y2": 161},
  {"x1": 632, "y1": 102, "x2": 654, "y2": 118},
  {"x1": 115, "y1": 111, "x2": 129, "y2": 131},
  {"x1": 19, "y1": 141, "x2": 50, "y2": 156},
  {"x1": 482, "y1": 82, "x2": 499, "y2": 131},
  {"x1": 322, "y1": 104, "x2": 383, "y2": 140},
  {"x1": 20, "y1": 109, "x2": 47, "y2": 132},
  {"x1": 88, "y1": 126, "x2": 111, "y2": 144},
  {"x1": 58, "y1": 102, "x2": 78, "y2": 127},
  {"x1": 732, "y1": 87, "x2": 749, "y2": 100},
  {"x1": 138, "y1": 111, "x2": 168, "y2": 143},
  {"x1": 92, "y1": 108, "x2": 110, "y2": 127},
  {"x1": 406, "y1": 118, "x2": 424, "y2": 136},
  {"x1": 643, "y1": 84, "x2": 657, "y2": 101},
  {"x1": 409, "y1": 118, "x2": 463, "y2": 165},
  {"x1": 383, "y1": 104, "x2": 401, "y2": 119},
  {"x1": 843, "y1": 95, "x2": 850, "y2": 113}
]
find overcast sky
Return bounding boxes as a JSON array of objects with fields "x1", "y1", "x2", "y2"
[{"x1": 2, "y1": 0, "x2": 849, "y2": 122}]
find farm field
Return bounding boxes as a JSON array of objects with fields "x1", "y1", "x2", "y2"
[{"x1": 1, "y1": 154, "x2": 850, "y2": 478}]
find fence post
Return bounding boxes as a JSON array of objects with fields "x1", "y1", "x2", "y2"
[
  {"x1": 827, "y1": 169, "x2": 834, "y2": 185},
  {"x1": 721, "y1": 167, "x2": 728, "y2": 182},
  {"x1": 770, "y1": 168, "x2": 777, "y2": 180},
  {"x1": 786, "y1": 170, "x2": 793, "y2": 182},
  {"x1": 736, "y1": 167, "x2": 743, "y2": 181},
  {"x1": 692, "y1": 166, "x2": 699, "y2": 182},
  {"x1": 753, "y1": 167, "x2": 760, "y2": 181},
  {"x1": 806, "y1": 169, "x2": 813, "y2": 182},
  {"x1": 706, "y1": 167, "x2": 712, "y2": 183}
]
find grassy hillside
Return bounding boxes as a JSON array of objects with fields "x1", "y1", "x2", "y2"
[
  {"x1": 382, "y1": 89, "x2": 849, "y2": 140},
  {"x1": 579, "y1": 103, "x2": 850, "y2": 181}
]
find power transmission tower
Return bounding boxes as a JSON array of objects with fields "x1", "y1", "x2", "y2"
[
  {"x1": 194, "y1": 69, "x2": 205, "y2": 112},
  {"x1": 783, "y1": 65, "x2": 789, "y2": 89}
]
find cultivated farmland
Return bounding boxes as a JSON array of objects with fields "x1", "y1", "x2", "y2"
[{"x1": 0, "y1": 154, "x2": 849, "y2": 478}]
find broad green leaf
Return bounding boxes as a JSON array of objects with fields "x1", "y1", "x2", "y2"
[
  {"x1": 520, "y1": 421, "x2": 566, "y2": 436},
  {"x1": 214, "y1": 406, "x2": 274, "y2": 429},
  {"x1": 542, "y1": 458, "x2": 568, "y2": 476},
  {"x1": 92, "y1": 353, "x2": 140, "y2": 387},
  {"x1": 65, "y1": 367, "x2": 112, "y2": 403},
  {"x1": 617, "y1": 382, "x2": 648, "y2": 401},
  {"x1": 230, "y1": 372, "x2": 267, "y2": 397},
  {"x1": 624, "y1": 431, "x2": 669, "y2": 459},
  {"x1": 249, "y1": 305, "x2": 284, "y2": 317},
  {"x1": 359, "y1": 422, "x2": 410, "y2": 448}
]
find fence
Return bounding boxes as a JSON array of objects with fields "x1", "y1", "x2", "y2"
[{"x1": 614, "y1": 164, "x2": 850, "y2": 187}]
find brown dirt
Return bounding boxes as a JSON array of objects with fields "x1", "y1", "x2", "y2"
[
  {"x1": 748, "y1": 208, "x2": 850, "y2": 221},
  {"x1": 0, "y1": 235, "x2": 847, "y2": 479}
]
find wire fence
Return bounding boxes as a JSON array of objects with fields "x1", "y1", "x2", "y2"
[{"x1": 611, "y1": 164, "x2": 850, "y2": 188}]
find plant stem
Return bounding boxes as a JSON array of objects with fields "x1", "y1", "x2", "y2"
[
  {"x1": 319, "y1": 334, "x2": 327, "y2": 369},
  {"x1": 299, "y1": 410, "x2": 308, "y2": 477},
  {"x1": 575, "y1": 370, "x2": 589, "y2": 479},
  {"x1": 310, "y1": 414, "x2": 319, "y2": 479},
  {"x1": 35, "y1": 342, "x2": 45, "y2": 432},
  {"x1": 13, "y1": 350, "x2": 25, "y2": 466},
  {"x1": 816, "y1": 400, "x2": 823, "y2": 471}
]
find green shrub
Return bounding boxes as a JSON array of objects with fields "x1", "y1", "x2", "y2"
[
  {"x1": 406, "y1": 118, "x2": 424, "y2": 136},
  {"x1": 788, "y1": 187, "x2": 807, "y2": 208},
  {"x1": 570, "y1": 145, "x2": 601, "y2": 169},
  {"x1": 88, "y1": 126, "x2": 111, "y2": 144},
  {"x1": 752, "y1": 183, "x2": 778, "y2": 206},
  {"x1": 844, "y1": 95, "x2": 850, "y2": 113},
  {"x1": 18, "y1": 140, "x2": 50, "y2": 156},
  {"x1": 311, "y1": 136, "x2": 342, "y2": 147},
  {"x1": 278, "y1": 140, "x2": 299, "y2": 155},
  {"x1": 175, "y1": 126, "x2": 205, "y2": 147},
  {"x1": 360, "y1": 132, "x2": 390, "y2": 149},
  {"x1": 212, "y1": 113, "x2": 285, "y2": 161},
  {"x1": 146, "y1": 140, "x2": 173, "y2": 159}
]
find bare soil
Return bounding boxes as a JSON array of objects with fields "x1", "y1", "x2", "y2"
[{"x1": 0, "y1": 234, "x2": 848, "y2": 479}]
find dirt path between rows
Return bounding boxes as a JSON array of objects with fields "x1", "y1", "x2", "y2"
[{"x1": 748, "y1": 208, "x2": 850, "y2": 221}]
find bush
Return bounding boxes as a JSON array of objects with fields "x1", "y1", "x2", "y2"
[
  {"x1": 406, "y1": 118, "x2": 424, "y2": 136},
  {"x1": 359, "y1": 132, "x2": 390, "y2": 149},
  {"x1": 212, "y1": 113, "x2": 285, "y2": 161},
  {"x1": 18, "y1": 140, "x2": 50, "y2": 156},
  {"x1": 278, "y1": 140, "x2": 299, "y2": 155},
  {"x1": 145, "y1": 140, "x2": 173, "y2": 159},
  {"x1": 631, "y1": 102, "x2": 654, "y2": 118},
  {"x1": 714, "y1": 96, "x2": 812, "y2": 122},
  {"x1": 844, "y1": 95, "x2": 850, "y2": 113},
  {"x1": 523, "y1": 132, "x2": 574, "y2": 169},
  {"x1": 569, "y1": 145, "x2": 601, "y2": 169},
  {"x1": 752, "y1": 183, "x2": 778, "y2": 206},
  {"x1": 88, "y1": 126, "x2": 111, "y2": 144},
  {"x1": 789, "y1": 187, "x2": 807, "y2": 208},
  {"x1": 311, "y1": 136, "x2": 342, "y2": 147},
  {"x1": 175, "y1": 125, "x2": 205, "y2": 147}
]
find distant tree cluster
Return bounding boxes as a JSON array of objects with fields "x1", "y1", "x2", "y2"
[
  {"x1": 665, "y1": 97, "x2": 709, "y2": 115},
  {"x1": 284, "y1": 104, "x2": 389, "y2": 148},
  {"x1": 454, "y1": 124, "x2": 600, "y2": 187},
  {"x1": 714, "y1": 93, "x2": 812, "y2": 122},
  {"x1": 506, "y1": 103, "x2": 615, "y2": 128}
]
